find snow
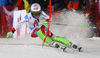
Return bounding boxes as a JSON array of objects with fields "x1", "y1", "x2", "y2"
[
  {"x1": 0, "y1": 37, "x2": 100, "y2": 58},
  {"x1": 0, "y1": 11, "x2": 100, "y2": 58}
]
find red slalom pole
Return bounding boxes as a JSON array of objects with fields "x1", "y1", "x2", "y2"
[{"x1": 42, "y1": 0, "x2": 52, "y2": 47}]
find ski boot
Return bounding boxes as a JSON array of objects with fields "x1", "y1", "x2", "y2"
[
  {"x1": 70, "y1": 42, "x2": 82, "y2": 52},
  {"x1": 73, "y1": 44, "x2": 82, "y2": 52},
  {"x1": 49, "y1": 41, "x2": 67, "y2": 52},
  {"x1": 55, "y1": 44, "x2": 66, "y2": 52}
]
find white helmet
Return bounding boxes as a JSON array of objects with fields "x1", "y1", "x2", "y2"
[{"x1": 31, "y1": 3, "x2": 41, "y2": 12}]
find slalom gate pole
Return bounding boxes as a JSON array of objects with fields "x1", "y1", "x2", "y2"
[{"x1": 42, "y1": 0, "x2": 52, "y2": 47}]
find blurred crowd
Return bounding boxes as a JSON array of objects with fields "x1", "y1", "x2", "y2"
[{"x1": 0, "y1": 0, "x2": 95, "y2": 13}]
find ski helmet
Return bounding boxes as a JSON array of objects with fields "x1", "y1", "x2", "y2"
[{"x1": 31, "y1": 3, "x2": 41, "y2": 12}]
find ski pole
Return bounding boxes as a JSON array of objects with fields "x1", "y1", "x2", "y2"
[
  {"x1": 6, "y1": 33, "x2": 11, "y2": 43},
  {"x1": 6, "y1": 38, "x2": 9, "y2": 43},
  {"x1": 51, "y1": 23, "x2": 96, "y2": 28},
  {"x1": 40, "y1": 22, "x2": 97, "y2": 28}
]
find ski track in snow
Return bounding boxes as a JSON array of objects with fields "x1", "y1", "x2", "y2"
[{"x1": 0, "y1": 11, "x2": 100, "y2": 58}]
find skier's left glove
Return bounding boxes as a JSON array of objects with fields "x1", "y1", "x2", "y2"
[
  {"x1": 7, "y1": 31, "x2": 13, "y2": 38},
  {"x1": 6, "y1": 28, "x2": 16, "y2": 38},
  {"x1": 40, "y1": 21, "x2": 49, "y2": 26}
]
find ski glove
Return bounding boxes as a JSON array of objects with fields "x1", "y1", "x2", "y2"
[
  {"x1": 7, "y1": 31, "x2": 13, "y2": 38},
  {"x1": 40, "y1": 21, "x2": 49, "y2": 26}
]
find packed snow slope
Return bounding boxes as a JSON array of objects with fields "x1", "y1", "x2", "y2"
[
  {"x1": 0, "y1": 11, "x2": 100, "y2": 58},
  {"x1": 0, "y1": 37, "x2": 100, "y2": 58}
]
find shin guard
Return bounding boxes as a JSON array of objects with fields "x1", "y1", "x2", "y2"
[
  {"x1": 54, "y1": 36, "x2": 70, "y2": 46},
  {"x1": 37, "y1": 30, "x2": 52, "y2": 44}
]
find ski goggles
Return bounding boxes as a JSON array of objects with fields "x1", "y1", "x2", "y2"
[{"x1": 32, "y1": 11, "x2": 41, "y2": 15}]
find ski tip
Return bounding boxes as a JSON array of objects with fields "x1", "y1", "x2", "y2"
[
  {"x1": 63, "y1": 47, "x2": 67, "y2": 52},
  {"x1": 78, "y1": 47, "x2": 82, "y2": 52}
]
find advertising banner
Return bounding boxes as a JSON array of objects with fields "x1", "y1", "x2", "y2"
[
  {"x1": 3, "y1": 6, "x2": 18, "y2": 32},
  {"x1": 13, "y1": 10, "x2": 27, "y2": 38}
]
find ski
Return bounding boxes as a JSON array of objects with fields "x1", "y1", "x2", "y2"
[
  {"x1": 55, "y1": 44, "x2": 82, "y2": 52},
  {"x1": 78, "y1": 47, "x2": 82, "y2": 52},
  {"x1": 49, "y1": 41, "x2": 83, "y2": 52}
]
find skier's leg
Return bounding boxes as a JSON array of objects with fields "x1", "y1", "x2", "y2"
[
  {"x1": 29, "y1": 26, "x2": 55, "y2": 45},
  {"x1": 53, "y1": 36, "x2": 82, "y2": 51},
  {"x1": 37, "y1": 30, "x2": 52, "y2": 44},
  {"x1": 40, "y1": 26, "x2": 78, "y2": 49},
  {"x1": 53, "y1": 36, "x2": 70, "y2": 46},
  {"x1": 53, "y1": 36, "x2": 80, "y2": 49},
  {"x1": 36, "y1": 30, "x2": 61, "y2": 48},
  {"x1": 31, "y1": 27, "x2": 82, "y2": 51},
  {"x1": 38, "y1": 26, "x2": 72, "y2": 49},
  {"x1": 40, "y1": 26, "x2": 76, "y2": 48},
  {"x1": 31, "y1": 28, "x2": 78, "y2": 49},
  {"x1": 29, "y1": 27, "x2": 52, "y2": 44}
]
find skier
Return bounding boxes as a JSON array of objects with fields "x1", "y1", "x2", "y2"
[{"x1": 7, "y1": 3, "x2": 82, "y2": 52}]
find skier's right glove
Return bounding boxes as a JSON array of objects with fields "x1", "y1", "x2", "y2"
[
  {"x1": 6, "y1": 31, "x2": 13, "y2": 38},
  {"x1": 40, "y1": 21, "x2": 49, "y2": 26}
]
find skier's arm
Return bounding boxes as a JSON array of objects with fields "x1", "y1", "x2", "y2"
[
  {"x1": 40, "y1": 11, "x2": 50, "y2": 25},
  {"x1": 40, "y1": 21, "x2": 49, "y2": 26},
  {"x1": 14, "y1": 20, "x2": 26, "y2": 30},
  {"x1": 7, "y1": 20, "x2": 26, "y2": 38}
]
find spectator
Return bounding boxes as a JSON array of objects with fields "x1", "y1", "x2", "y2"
[
  {"x1": 0, "y1": 0, "x2": 13, "y2": 6},
  {"x1": 16, "y1": 0, "x2": 24, "y2": 10},
  {"x1": 53, "y1": 0, "x2": 66, "y2": 12},
  {"x1": 67, "y1": 0, "x2": 79, "y2": 10}
]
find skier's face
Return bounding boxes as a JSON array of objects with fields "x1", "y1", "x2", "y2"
[{"x1": 32, "y1": 11, "x2": 41, "y2": 17}]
